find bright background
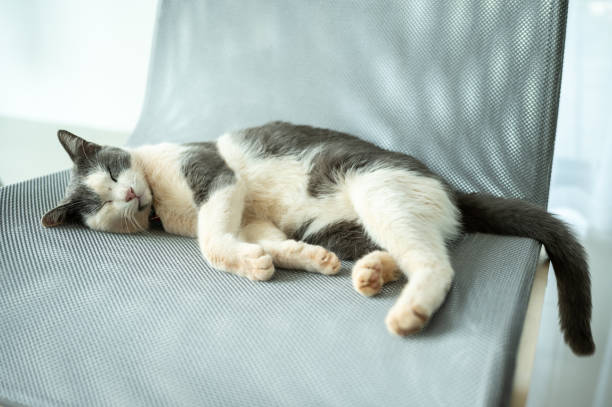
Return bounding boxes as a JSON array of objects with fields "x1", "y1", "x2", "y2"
[
  {"x1": 0, "y1": 1, "x2": 610, "y2": 406},
  {"x1": 0, "y1": 0, "x2": 156, "y2": 131},
  {"x1": 0, "y1": 0, "x2": 157, "y2": 183},
  {"x1": 530, "y1": 2, "x2": 612, "y2": 406}
]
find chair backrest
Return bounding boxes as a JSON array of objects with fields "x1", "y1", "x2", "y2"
[{"x1": 129, "y1": 0, "x2": 569, "y2": 207}]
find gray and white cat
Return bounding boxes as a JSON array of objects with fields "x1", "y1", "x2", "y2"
[{"x1": 42, "y1": 121, "x2": 594, "y2": 355}]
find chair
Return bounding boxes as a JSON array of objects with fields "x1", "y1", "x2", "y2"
[{"x1": 0, "y1": 1, "x2": 569, "y2": 405}]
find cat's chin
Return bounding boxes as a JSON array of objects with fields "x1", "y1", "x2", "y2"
[
  {"x1": 122, "y1": 211, "x2": 150, "y2": 234},
  {"x1": 85, "y1": 209, "x2": 150, "y2": 234}
]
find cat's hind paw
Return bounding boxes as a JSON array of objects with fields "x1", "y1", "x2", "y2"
[
  {"x1": 385, "y1": 304, "x2": 429, "y2": 336},
  {"x1": 352, "y1": 259, "x2": 384, "y2": 296},
  {"x1": 352, "y1": 251, "x2": 400, "y2": 296}
]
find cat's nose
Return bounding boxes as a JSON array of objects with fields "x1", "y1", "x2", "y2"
[{"x1": 125, "y1": 187, "x2": 138, "y2": 202}]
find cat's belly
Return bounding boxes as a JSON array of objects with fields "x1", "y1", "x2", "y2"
[{"x1": 241, "y1": 158, "x2": 357, "y2": 236}]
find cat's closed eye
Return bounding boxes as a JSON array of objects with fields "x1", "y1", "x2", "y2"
[{"x1": 107, "y1": 167, "x2": 117, "y2": 182}]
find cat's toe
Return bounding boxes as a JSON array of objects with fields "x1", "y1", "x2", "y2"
[
  {"x1": 246, "y1": 253, "x2": 275, "y2": 281},
  {"x1": 304, "y1": 247, "x2": 340, "y2": 275},
  {"x1": 237, "y1": 244, "x2": 275, "y2": 281},
  {"x1": 317, "y1": 250, "x2": 341, "y2": 275},
  {"x1": 385, "y1": 304, "x2": 429, "y2": 336},
  {"x1": 352, "y1": 259, "x2": 384, "y2": 296}
]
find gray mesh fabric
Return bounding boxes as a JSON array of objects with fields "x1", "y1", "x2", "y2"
[
  {"x1": 1, "y1": 172, "x2": 540, "y2": 406},
  {"x1": 0, "y1": 1, "x2": 568, "y2": 406},
  {"x1": 131, "y1": 0, "x2": 567, "y2": 206}
]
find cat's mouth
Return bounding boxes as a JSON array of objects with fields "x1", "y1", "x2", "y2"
[
  {"x1": 137, "y1": 200, "x2": 150, "y2": 212},
  {"x1": 130, "y1": 197, "x2": 150, "y2": 212}
]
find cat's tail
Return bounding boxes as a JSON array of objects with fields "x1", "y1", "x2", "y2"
[{"x1": 455, "y1": 191, "x2": 594, "y2": 356}]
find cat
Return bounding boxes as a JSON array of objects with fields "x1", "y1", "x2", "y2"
[{"x1": 41, "y1": 121, "x2": 594, "y2": 355}]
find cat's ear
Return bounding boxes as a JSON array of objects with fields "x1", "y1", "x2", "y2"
[
  {"x1": 57, "y1": 130, "x2": 101, "y2": 162},
  {"x1": 41, "y1": 202, "x2": 73, "y2": 227}
]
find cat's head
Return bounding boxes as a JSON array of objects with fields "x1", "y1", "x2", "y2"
[{"x1": 42, "y1": 130, "x2": 152, "y2": 233}]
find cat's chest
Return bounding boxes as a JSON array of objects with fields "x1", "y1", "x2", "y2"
[
  {"x1": 152, "y1": 185, "x2": 198, "y2": 238},
  {"x1": 133, "y1": 144, "x2": 199, "y2": 237}
]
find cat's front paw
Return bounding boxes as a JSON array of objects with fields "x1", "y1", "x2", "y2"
[
  {"x1": 385, "y1": 303, "x2": 430, "y2": 336},
  {"x1": 238, "y1": 244, "x2": 275, "y2": 281},
  {"x1": 309, "y1": 247, "x2": 341, "y2": 275}
]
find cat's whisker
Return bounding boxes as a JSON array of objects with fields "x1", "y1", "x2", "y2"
[
  {"x1": 121, "y1": 208, "x2": 130, "y2": 233},
  {"x1": 60, "y1": 200, "x2": 87, "y2": 209},
  {"x1": 125, "y1": 204, "x2": 144, "y2": 233},
  {"x1": 132, "y1": 214, "x2": 144, "y2": 233},
  {"x1": 125, "y1": 209, "x2": 135, "y2": 232},
  {"x1": 129, "y1": 205, "x2": 142, "y2": 229}
]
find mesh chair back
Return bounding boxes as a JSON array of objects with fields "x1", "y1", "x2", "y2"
[{"x1": 129, "y1": 0, "x2": 568, "y2": 206}]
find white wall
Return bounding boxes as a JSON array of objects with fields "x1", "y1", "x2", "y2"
[{"x1": 0, "y1": 0, "x2": 158, "y2": 132}]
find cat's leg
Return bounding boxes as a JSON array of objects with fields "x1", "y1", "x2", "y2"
[
  {"x1": 240, "y1": 220, "x2": 341, "y2": 275},
  {"x1": 348, "y1": 169, "x2": 460, "y2": 335},
  {"x1": 352, "y1": 251, "x2": 402, "y2": 296},
  {"x1": 198, "y1": 182, "x2": 275, "y2": 281}
]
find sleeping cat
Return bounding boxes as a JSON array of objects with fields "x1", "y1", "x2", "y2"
[{"x1": 41, "y1": 121, "x2": 594, "y2": 355}]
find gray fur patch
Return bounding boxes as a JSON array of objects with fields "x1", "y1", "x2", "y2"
[
  {"x1": 181, "y1": 143, "x2": 236, "y2": 205},
  {"x1": 95, "y1": 147, "x2": 132, "y2": 180},
  {"x1": 292, "y1": 220, "x2": 380, "y2": 261},
  {"x1": 234, "y1": 121, "x2": 444, "y2": 197}
]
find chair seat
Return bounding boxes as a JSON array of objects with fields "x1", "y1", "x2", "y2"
[{"x1": 0, "y1": 171, "x2": 540, "y2": 406}]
